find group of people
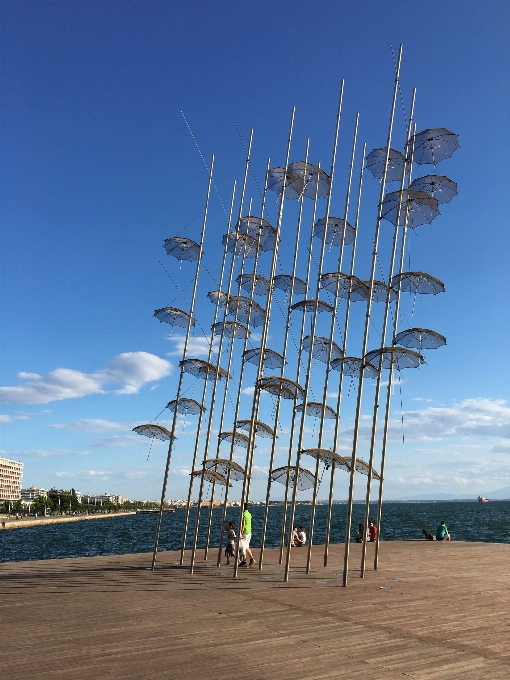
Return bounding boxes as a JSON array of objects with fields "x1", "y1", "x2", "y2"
[
  {"x1": 423, "y1": 520, "x2": 451, "y2": 541},
  {"x1": 355, "y1": 521, "x2": 377, "y2": 543}
]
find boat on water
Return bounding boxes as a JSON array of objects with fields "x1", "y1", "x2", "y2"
[
  {"x1": 136, "y1": 508, "x2": 175, "y2": 514},
  {"x1": 478, "y1": 496, "x2": 489, "y2": 503}
]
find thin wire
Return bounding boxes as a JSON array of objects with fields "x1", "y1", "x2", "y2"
[
  {"x1": 203, "y1": 264, "x2": 218, "y2": 287},
  {"x1": 159, "y1": 261, "x2": 209, "y2": 339},
  {"x1": 146, "y1": 436, "x2": 155, "y2": 461},
  {"x1": 175, "y1": 211, "x2": 203, "y2": 238},
  {"x1": 234, "y1": 119, "x2": 263, "y2": 205},
  {"x1": 181, "y1": 111, "x2": 228, "y2": 218},
  {"x1": 390, "y1": 44, "x2": 408, "y2": 130}
]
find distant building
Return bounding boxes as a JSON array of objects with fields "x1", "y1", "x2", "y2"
[
  {"x1": 21, "y1": 486, "x2": 47, "y2": 501},
  {"x1": 82, "y1": 493, "x2": 126, "y2": 505},
  {"x1": 0, "y1": 457, "x2": 24, "y2": 501}
]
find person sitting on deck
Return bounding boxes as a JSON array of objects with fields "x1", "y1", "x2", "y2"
[
  {"x1": 423, "y1": 528, "x2": 435, "y2": 540},
  {"x1": 296, "y1": 526, "x2": 307, "y2": 546},
  {"x1": 436, "y1": 520, "x2": 451, "y2": 541},
  {"x1": 368, "y1": 521, "x2": 377, "y2": 542},
  {"x1": 355, "y1": 523, "x2": 365, "y2": 543},
  {"x1": 291, "y1": 526, "x2": 299, "y2": 546}
]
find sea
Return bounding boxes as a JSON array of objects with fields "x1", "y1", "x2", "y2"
[{"x1": 1, "y1": 501, "x2": 509, "y2": 563}]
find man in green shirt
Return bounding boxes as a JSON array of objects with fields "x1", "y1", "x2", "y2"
[
  {"x1": 436, "y1": 520, "x2": 451, "y2": 541},
  {"x1": 239, "y1": 503, "x2": 254, "y2": 567}
]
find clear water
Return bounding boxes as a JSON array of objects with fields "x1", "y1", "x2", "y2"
[{"x1": 1, "y1": 501, "x2": 509, "y2": 563}]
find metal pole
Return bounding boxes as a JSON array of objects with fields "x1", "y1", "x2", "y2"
[
  {"x1": 189, "y1": 132, "x2": 254, "y2": 574},
  {"x1": 374, "y1": 122, "x2": 417, "y2": 571},
  {"x1": 306, "y1": 113, "x2": 358, "y2": 574},
  {"x1": 151, "y1": 155, "x2": 214, "y2": 571},
  {"x1": 258, "y1": 140, "x2": 310, "y2": 570},
  {"x1": 179, "y1": 181, "x2": 237, "y2": 565},
  {"x1": 343, "y1": 45, "x2": 403, "y2": 587},
  {"x1": 360, "y1": 95, "x2": 416, "y2": 578},
  {"x1": 323, "y1": 142, "x2": 366, "y2": 566},
  {"x1": 284, "y1": 81, "x2": 345, "y2": 582},
  {"x1": 232, "y1": 107, "x2": 296, "y2": 579}
]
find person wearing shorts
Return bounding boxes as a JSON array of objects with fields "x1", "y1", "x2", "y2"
[
  {"x1": 239, "y1": 503, "x2": 254, "y2": 567},
  {"x1": 436, "y1": 520, "x2": 451, "y2": 541}
]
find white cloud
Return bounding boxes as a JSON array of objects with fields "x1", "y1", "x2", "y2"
[
  {"x1": 92, "y1": 435, "x2": 155, "y2": 448},
  {"x1": 51, "y1": 419, "x2": 131, "y2": 433},
  {"x1": 0, "y1": 352, "x2": 171, "y2": 404},
  {"x1": 0, "y1": 449, "x2": 91, "y2": 458},
  {"x1": 242, "y1": 386, "x2": 255, "y2": 396},
  {"x1": 0, "y1": 414, "x2": 30, "y2": 423},
  {"x1": 167, "y1": 335, "x2": 217, "y2": 357},
  {"x1": 492, "y1": 441, "x2": 510, "y2": 454},
  {"x1": 56, "y1": 469, "x2": 111, "y2": 481}
]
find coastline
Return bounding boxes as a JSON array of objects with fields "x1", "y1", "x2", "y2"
[{"x1": 0, "y1": 511, "x2": 136, "y2": 530}]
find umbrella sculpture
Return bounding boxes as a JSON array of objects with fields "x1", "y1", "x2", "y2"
[
  {"x1": 154, "y1": 307, "x2": 196, "y2": 327},
  {"x1": 271, "y1": 466, "x2": 316, "y2": 491},
  {"x1": 166, "y1": 398, "x2": 206, "y2": 415},
  {"x1": 289, "y1": 161, "x2": 331, "y2": 199},
  {"x1": 406, "y1": 127, "x2": 460, "y2": 166},
  {"x1": 163, "y1": 237, "x2": 201, "y2": 262},
  {"x1": 273, "y1": 274, "x2": 307, "y2": 295},
  {"x1": 236, "y1": 216, "x2": 277, "y2": 251},
  {"x1": 365, "y1": 147, "x2": 406, "y2": 182},
  {"x1": 313, "y1": 217, "x2": 356, "y2": 246},
  {"x1": 380, "y1": 189, "x2": 440, "y2": 228},
  {"x1": 409, "y1": 175, "x2": 458, "y2": 204},
  {"x1": 267, "y1": 167, "x2": 305, "y2": 200}
]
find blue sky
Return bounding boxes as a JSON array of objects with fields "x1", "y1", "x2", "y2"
[{"x1": 1, "y1": 1, "x2": 509, "y2": 501}]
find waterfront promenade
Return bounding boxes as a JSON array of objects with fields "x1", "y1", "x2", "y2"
[
  {"x1": 1, "y1": 542, "x2": 509, "y2": 679},
  {"x1": 0, "y1": 511, "x2": 135, "y2": 530}
]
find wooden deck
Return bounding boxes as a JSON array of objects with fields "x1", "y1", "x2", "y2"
[{"x1": 1, "y1": 542, "x2": 509, "y2": 679}]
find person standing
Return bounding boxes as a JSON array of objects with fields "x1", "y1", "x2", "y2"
[
  {"x1": 368, "y1": 521, "x2": 377, "y2": 542},
  {"x1": 436, "y1": 520, "x2": 451, "y2": 541},
  {"x1": 224, "y1": 521, "x2": 236, "y2": 565},
  {"x1": 238, "y1": 503, "x2": 254, "y2": 567}
]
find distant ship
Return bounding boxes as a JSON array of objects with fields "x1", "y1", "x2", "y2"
[{"x1": 478, "y1": 496, "x2": 489, "y2": 503}]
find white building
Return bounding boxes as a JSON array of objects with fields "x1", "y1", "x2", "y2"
[
  {"x1": 0, "y1": 457, "x2": 24, "y2": 501},
  {"x1": 82, "y1": 493, "x2": 126, "y2": 505},
  {"x1": 21, "y1": 486, "x2": 47, "y2": 501}
]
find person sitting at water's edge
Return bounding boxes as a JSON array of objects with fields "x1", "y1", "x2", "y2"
[
  {"x1": 355, "y1": 523, "x2": 365, "y2": 543},
  {"x1": 436, "y1": 520, "x2": 451, "y2": 541},
  {"x1": 238, "y1": 503, "x2": 254, "y2": 567},
  {"x1": 368, "y1": 521, "x2": 377, "y2": 542},
  {"x1": 291, "y1": 526, "x2": 299, "y2": 546},
  {"x1": 296, "y1": 526, "x2": 307, "y2": 546}
]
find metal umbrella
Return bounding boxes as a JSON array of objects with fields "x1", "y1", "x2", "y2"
[
  {"x1": 271, "y1": 466, "x2": 316, "y2": 491},
  {"x1": 256, "y1": 376, "x2": 305, "y2": 401},
  {"x1": 202, "y1": 458, "x2": 245, "y2": 482},
  {"x1": 365, "y1": 148, "x2": 406, "y2": 182},
  {"x1": 236, "y1": 216, "x2": 277, "y2": 251},
  {"x1": 227, "y1": 296, "x2": 266, "y2": 327},
  {"x1": 154, "y1": 307, "x2": 196, "y2": 328},
  {"x1": 300, "y1": 448, "x2": 351, "y2": 472},
  {"x1": 236, "y1": 273, "x2": 271, "y2": 296},
  {"x1": 381, "y1": 189, "x2": 440, "y2": 228},
  {"x1": 395, "y1": 327, "x2": 446, "y2": 350},
  {"x1": 166, "y1": 398, "x2": 205, "y2": 416},
  {"x1": 133, "y1": 424, "x2": 176, "y2": 441},
  {"x1": 361, "y1": 280, "x2": 397, "y2": 303},
  {"x1": 364, "y1": 346, "x2": 425, "y2": 370},
  {"x1": 222, "y1": 231, "x2": 259, "y2": 258},
  {"x1": 267, "y1": 167, "x2": 305, "y2": 200},
  {"x1": 163, "y1": 237, "x2": 201, "y2": 262},
  {"x1": 355, "y1": 458, "x2": 380, "y2": 480},
  {"x1": 179, "y1": 359, "x2": 232, "y2": 381},
  {"x1": 409, "y1": 175, "x2": 458, "y2": 204},
  {"x1": 295, "y1": 402, "x2": 337, "y2": 420},
  {"x1": 289, "y1": 161, "x2": 331, "y2": 199},
  {"x1": 313, "y1": 217, "x2": 356, "y2": 246},
  {"x1": 207, "y1": 290, "x2": 228, "y2": 307},
  {"x1": 273, "y1": 274, "x2": 307, "y2": 296},
  {"x1": 321, "y1": 273, "x2": 369, "y2": 301},
  {"x1": 243, "y1": 347, "x2": 285, "y2": 371},
  {"x1": 218, "y1": 431, "x2": 253, "y2": 449},
  {"x1": 406, "y1": 128, "x2": 460, "y2": 166},
  {"x1": 302, "y1": 335, "x2": 343, "y2": 362},
  {"x1": 290, "y1": 299, "x2": 334, "y2": 315},
  {"x1": 392, "y1": 271, "x2": 445, "y2": 295},
  {"x1": 212, "y1": 321, "x2": 250, "y2": 339},
  {"x1": 330, "y1": 356, "x2": 379, "y2": 379},
  {"x1": 191, "y1": 469, "x2": 231, "y2": 487},
  {"x1": 235, "y1": 419, "x2": 276, "y2": 439}
]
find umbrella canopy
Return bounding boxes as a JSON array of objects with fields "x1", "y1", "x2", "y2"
[
  {"x1": 407, "y1": 128, "x2": 460, "y2": 166},
  {"x1": 222, "y1": 231, "x2": 259, "y2": 258},
  {"x1": 295, "y1": 402, "x2": 337, "y2": 420},
  {"x1": 271, "y1": 466, "x2": 316, "y2": 491},
  {"x1": 207, "y1": 290, "x2": 228, "y2": 307},
  {"x1": 321, "y1": 273, "x2": 369, "y2": 302},
  {"x1": 236, "y1": 273, "x2": 271, "y2": 297},
  {"x1": 300, "y1": 448, "x2": 351, "y2": 472},
  {"x1": 212, "y1": 321, "x2": 250, "y2": 339},
  {"x1": 180, "y1": 359, "x2": 232, "y2": 381},
  {"x1": 243, "y1": 347, "x2": 285, "y2": 371},
  {"x1": 381, "y1": 189, "x2": 440, "y2": 228},
  {"x1": 330, "y1": 356, "x2": 379, "y2": 379},
  {"x1": 236, "y1": 216, "x2": 277, "y2": 251},
  {"x1": 395, "y1": 328, "x2": 446, "y2": 350},
  {"x1": 392, "y1": 271, "x2": 445, "y2": 295},
  {"x1": 267, "y1": 167, "x2": 305, "y2": 200},
  {"x1": 291, "y1": 299, "x2": 334, "y2": 315},
  {"x1": 133, "y1": 424, "x2": 176, "y2": 441},
  {"x1": 166, "y1": 398, "x2": 205, "y2": 416},
  {"x1": 202, "y1": 458, "x2": 245, "y2": 482},
  {"x1": 313, "y1": 217, "x2": 356, "y2": 247},
  {"x1": 355, "y1": 457, "x2": 381, "y2": 480},
  {"x1": 163, "y1": 237, "x2": 201, "y2": 262},
  {"x1": 154, "y1": 307, "x2": 196, "y2": 328},
  {"x1": 364, "y1": 347, "x2": 425, "y2": 370},
  {"x1": 235, "y1": 419, "x2": 276, "y2": 439},
  {"x1": 273, "y1": 274, "x2": 307, "y2": 296},
  {"x1": 365, "y1": 148, "x2": 406, "y2": 182},
  {"x1": 218, "y1": 431, "x2": 253, "y2": 449},
  {"x1": 289, "y1": 161, "x2": 331, "y2": 199},
  {"x1": 362, "y1": 280, "x2": 397, "y2": 303},
  {"x1": 409, "y1": 175, "x2": 458, "y2": 204},
  {"x1": 227, "y1": 296, "x2": 266, "y2": 327},
  {"x1": 191, "y1": 469, "x2": 231, "y2": 487},
  {"x1": 257, "y1": 376, "x2": 305, "y2": 401},
  {"x1": 302, "y1": 335, "x2": 343, "y2": 363}
]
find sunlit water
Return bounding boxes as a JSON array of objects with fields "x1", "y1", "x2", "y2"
[{"x1": 1, "y1": 501, "x2": 509, "y2": 563}]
